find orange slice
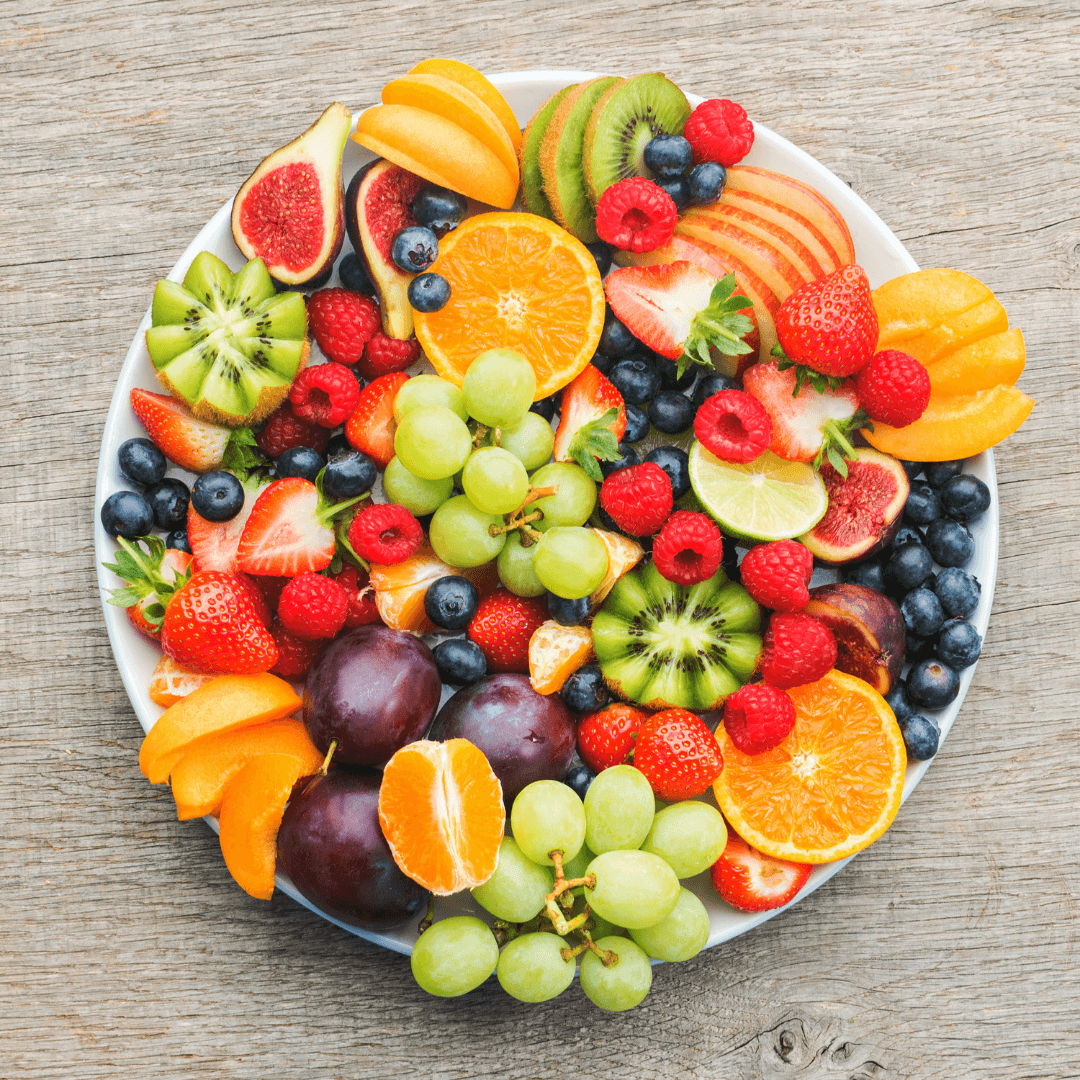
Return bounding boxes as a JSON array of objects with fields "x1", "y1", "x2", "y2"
[
  {"x1": 529, "y1": 620, "x2": 593, "y2": 694},
  {"x1": 378, "y1": 739, "x2": 505, "y2": 895},
  {"x1": 148, "y1": 656, "x2": 216, "y2": 707},
  {"x1": 413, "y1": 212, "x2": 606, "y2": 400},
  {"x1": 714, "y1": 670, "x2": 906, "y2": 864},
  {"x1": 409, "y1": 58, "x2": 522, "y2": 152}
]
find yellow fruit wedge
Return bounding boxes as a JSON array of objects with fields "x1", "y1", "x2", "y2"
[
  {"x1": 925, "y1": 328, "x2": 1025, "y2": 397},
  {"x1": 409, "y1": 58, "x2": 522, "y2": 152}
]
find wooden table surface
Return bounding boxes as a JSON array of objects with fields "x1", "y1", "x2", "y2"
[{"x1": 4, "y1": 1, "x2": 1079, "y2": 1076}]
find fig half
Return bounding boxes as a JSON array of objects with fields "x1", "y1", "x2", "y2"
[{"x1": 800, "y1": 447, "x2": 909, "y2": 565}]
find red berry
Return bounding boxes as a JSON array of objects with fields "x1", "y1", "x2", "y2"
[
  {"x1": 289, "y1": 363, "x2": 361, "y2": 428},
  {"x1": 576, "y1": 703, "x2": 650, "y2": 773},
  {"x1": 255, "y1": 402, "x2": 331, "y2": 458},
  {"x1": 249, "y1": 574, "x2": 290, "y2": 614},
  {"x1": 594, "y1": 177, "x2": 678, "y2": 254},
  {"x1": 357, "y1": 331, "x2": 422, "y2": 380},
  {"x1": 633, "y1": 709, "x2": 724, "y2": 801},
  {"x1": 233, "y1": 571, "x2": 272, "y2": 628},
  {"x1": 758, "y1": 612, "x2": 837, "y2": 690},
  {"x1": 693, "y1": 389, "x2": 772, "y2": 463},
  {"x1": 739, "y1": 539, "x2": 814, "y2": 612},
  {"x1": 652, "y1": 510, "x2": 724, "y2": 586},
  {"x1": 277, "y1": 572, "x2": 349, "y2": 641},
  {"x1": 599, "y1": 461, "x2": 673, "y2": 537},
  {"x1": 683, "y1": 99, "x2": 755, "y2": 167},
  {"x1": 306, "y1": 288, "x2": 380, "y2": 366},
  {"x1": 330, "y1": 564, "x2": 382, "y2": 628},
  {"x1": 347, "y1": 503, "x2": 423, "y2": 565},
  {"x1": 467, "y1": 589, "x2": 547, "y2": 674},
  {"x1": 723, "y1": 683, "x2": 797, "y2": 754},
  {"x1": 709, "y1": 832, "x2": 811, "y2": 912},
  {"x1": 855, "y1": 349, "x2": 932, "y2": 427},
  {"x1": 270, "y1": 619, "x2": 322, "y2": 679}
]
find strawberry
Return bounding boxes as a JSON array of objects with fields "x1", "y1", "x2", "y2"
[
  {"x1": 632, "y1": 709, "x2": 724, "y2": 801},
  {"x1": 102, "y1": 536, "x2": 192, "y2": 640},
  {"x1": 345, "y1": 371, "x2": 409, "y2": 468},
  {"x1": 187, "y1": 475, "x2": 269, "y2": 573},
  {"x1": 467, "y1": 589, "x2": 547, "y2": 674},
  {"x1": 604, "y1": 263, "x2": 755, "y2": 378},
  {"x1": 709, "y1": 831, "x2": 811, "y2": 913},
  {"x1": 552, "y1": 365, "x2": 626, "y2": 481},
  {"x1": 576, "y1": 703, "x2": 650, "y2": 773}
]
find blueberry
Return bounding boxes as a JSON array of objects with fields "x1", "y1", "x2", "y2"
[
  {"x1": 597, "y1": 503, "x2": 622, "y2": 533},
  {"x1": 885, "y1": 682, "x2": 916, "y2": 724},
  {"x1": 687, "y1": 161, "x2": 727, "y2": 205},
  {"x1": 643, "y1": 134, "x2": 693, "y2": 177},
  {"x1": 407, "y1": 272, "x2": 451, "y2": 312},
  {"x1": 905, "y1": 633, "x2": 937, "y2": 663},
  {"x1": 653, "y1": 175, "x2": 690, "y2": 213},
  {"x1": 391, "y1": 226, "x2": 439, "y2": 273},
  {"x1": 622, "y1": 403, "x2": 650, "y2": 443},
  {"x1": 936, "y1": 619, "x2": 982, "y2": 669},
  {"x1": 721, "y1": 534, "x2": 741, "y2": 583},
  {"x1": 934, "y1": 567, "x2": 981, "y2": 618},
  {"x1": 923, "y1": 460, "x2": 963, "y2": 488},
  {"x1": 940, "y1": 474, "x2": 991, "y2": 522},
  {"x1": 891, "y1": 525, "x2": 925, "y2": 551},
  {"x1": 338, "y1": 252, "x2": 374, "y2": 294},
  {"x1": 842, "y1": 559, "x2": 885, "y2": 592},
  {"x1": 656, "y1": 355, "x2": 697, "y2": 392},
  {"x1": 325, "y1": 430, "x2": 351, "y2": 458},
  {"x1": 904, "y1": 483, "x2": 941, "y2": 527},
  {"x1": 530, "y1": 396, "x2": 557, "y2": 422},
  {"x1": 117, "y1": 438, "x2": 167, "y2": 486},
  {"x1": 275, "y1": 446, "x2": 325, "y2": 484},
  {"x1": 899, "y1": 715, "x2": 941, "y2": 760},
  {"x1": 901, "y1": 587, "x2": 946, "y2": 638},
  {"x1": 598, "y1": 310, "x2": 640, "y2": 357},
  {"x1": 547, "y1": 592, "x2": 590, "y2": 626},
  {"x1": 644, "y1": 445, "x2": 691, "y2": 499},
  {"x1": 424, "y1": 576, "x2": 480, "y2": 633},
  {"x1": 899, "y1": 459, "x2": 925, "y2": 482},
  {"x1": 590, "y1": 351, "x2": 615, "y2": 376},
  {"x1": 584, "y1": 241, "x2": 613, "y2": 277},
  {"x1": 563, "y1": 764, "x2": 597, "y2": 800},
  {"x1": 190, "y1": 471, "x2": 245, "y2": 522},
  {"x1": 907, "y1": 660, "x2": 961, "y2": 710},
  {"x1": 648, "y1": 390, "x2": 695, "y2": 434},
  {"x1": 692, "y1": 372, "x2": 739, "y2": 411},
  {"x1": 165, "y1": 529, "x2": 192, "y2": 554},
  {"x1": 609, "y1": 356, "x2": 662, "y2": 406},
  {"x1": 599, "y1": 443, "x2": 639, "y2": 478},
  {"x1": 323, "y1": 449, "x2": 377, "y2": 499},
  {"x1": 100, "y1": 490, "x2": 154, "y2": 538},
  {"x1": 411, "y1": 185, "x2": 467, "y2": 233},
  {"x1": 432, "y1": 637, "x2": 487, "y2": 685},
  {"x1": 884, "y1": 543, "x2": 934, "y2": 593},
  {"x1": 145, "y1": 477, "x2": 190, "y2": 530},
  {"x1": 925, "y1": 518, "x2": 974, "y2": 568},
  {"x1": 561, "y1": 665, "x2": 609, "y2": 713}
]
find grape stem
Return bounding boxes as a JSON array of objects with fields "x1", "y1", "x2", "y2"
[
  {"x1": 472, "y1": 424, "x2": 489, "y2": 448},
  {"x1": 417, "y1": 896, "x2": 435, "y2": 935},
  {"x1": 542, "y1": 850, "x2": 599, "y2": 936}
]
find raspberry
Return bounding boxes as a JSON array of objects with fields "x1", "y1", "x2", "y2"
[
  {"x1": 758, "y1": 612, "x2": 837, "y2": 689},
  {"x1": 633, "y1": 709, "x2": 724, "y2": 801},
  {"x1": 652, "y1": 511, "x2": 724, "y2": 586},
  {"x1": 693, "y1": 389, "x2": 772, "y2": 463},
  {"x1": 269, "y1": 619, "x2": 322, "y2": 678},
  {"x1": 250, "y1": 574, "x2": 290, "y2": 614},
  {"x1": 855, "y1": 350, "x2": 931, "y2": 427},
  {"x1": 594, "y1": 177, "x2": 678, "y2": 254},
  {"x1": 277, "y1": 572, "x2": 349, "y2": 641},
  {"x1": 356, "y1": 331, "x2": 422, "y2": 380},
  {"x1": 306, "y1": 288, "x2": 380, "y2": 366},
  {"x1": 599, "y1": 462, "x2": 673, "y2": 536},
  {"x1": 576, "y1": 703, "x2": 650, "y2": 773},
  {"x1": 255, "y1": 403, "x2": 331, "y2": 459},
  {"x1": 289, "y1": 363, "x2": 361, "y2": 428},
  {"x1": 723, "y1": 683, "x2": 797, "y2": 754},
  {"x1": 347, "y1": 503, "x2": 423, "y2": 565},
  {"x1": 330, "y1": 564, "x2": 382, "y2": 628},
  {"x1": 739, "y1": 539, "x2": 814, "y2": 612},
  {"x1": 684, "y1": 99, "x2": 755, "y2": 167}
]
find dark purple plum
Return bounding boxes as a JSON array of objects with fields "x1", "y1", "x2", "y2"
[
  {"x1": 427, "y1": 673, "x2": 576, "y2": 807},
  {"x1": 303, "y1": 626, "x2": 441, "y2": 766},
  {"x1": 277, "y1": 769, "x2": 429, "y2": 929}
]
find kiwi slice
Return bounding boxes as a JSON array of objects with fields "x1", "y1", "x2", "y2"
[
  {"x1": 582, "y1": 73, "x2": 692, "y2": 204},
  {"x1": 145, "y1": 251, "x2": 308, "y2": 427},
  {"x1": 591, "y1": 560, "x2": 762, "y2": 711},
  {"x1": 538, "y1": 76, "x2": 622, "y2": 242},
  {"x1": 519, "y1": 84, "x2": 576, "y2": 219}
]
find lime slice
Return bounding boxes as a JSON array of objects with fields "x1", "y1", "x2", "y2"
[{"x1": 688, "y1": 443, "x2": 828, "y2": 542}]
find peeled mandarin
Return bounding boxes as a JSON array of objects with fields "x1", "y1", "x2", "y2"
[
  {"x1": 925, "y1": 327, "x2": 1025, "y2": 397},
  {"x1": 408, "y1": 58, "x2": 522, "y2": 152},
  {"x1": 528, "y1": 620, "x2": 594, "y2": 695},
  {"x1": 148, "y1": 655, "x2": 216, "y2": 707}
]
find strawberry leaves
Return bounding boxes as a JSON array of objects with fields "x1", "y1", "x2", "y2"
[
  {"x1": 102, "y1": 535, "x2": 191, "y2": 628},
  {"x1": 813, "y1": 410, "x2": 874, "y2": 478},
  {"x1": 677, "y1": 273, "x2": 756, "y2": 378},
  {"x1": 771, "y1": 345, "x2": 848, "y2": 396},
  {"x1": 566, "y1": 407, "x2": 622, "y2": 481}
]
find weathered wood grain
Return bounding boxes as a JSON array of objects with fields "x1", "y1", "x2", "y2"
[{"x1": 2, "y1": 0, "x2": 1079, "y2": 1076}]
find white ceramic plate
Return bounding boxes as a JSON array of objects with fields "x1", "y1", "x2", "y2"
[{"x1": 95, "y1": 70, "x2": 998, "y2": 958}]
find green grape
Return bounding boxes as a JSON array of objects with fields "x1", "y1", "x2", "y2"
[
  {"x1": 393, "y1": 373, "x2": 468, "y2": 422},
  {"x1": 640, "y1": 800, "x2": 728, "y2": 879},
  {"x1": 510, "y1": 780, "x2": 586, "y2": 866},
  {"x1": 529, "y1": 462, "x2": 597, "y2": 532},
  {"x1": 394, "y1": 405, "x2": 472, "y2": 480},
  {"x1": 584, "y1": 765, "x2": 655, "y2": 855},
  {"x1": 629, "y1": 887, "x2": 710, "y2": 962},
  {"x1": 383, "y1": 456, "x2": 454, "y2": 516},
  {"x1": 463, "y1": 348, "x2": 536, "y2": 428},
  {"x1": 579, "y1": 936, "x2": 653, "y2": 1012},
  {"x1": 496, "y1": 532, "x2": 546, "y2": 597},
  {"x1": 462, "y1": 446, "x2": 529, "y2": 515},
  {"x1": 410, "y1": 916, "x2": 499, "y2": 998},
  {"x1": 584, "y1": 850, "x2": 680, "y2": 929},
  {"x1": 488, "y1": 412, "x2": 554, "y2": 471},
  {"x1": 533, "y1": 526, "x2": 609, "y2": 599},
  {"x1": 471, "y1": 837, "x2": 554, "y2": 923},
  {"x1": 429, "y1": 495, "x2": 506, "y2": 567},
  {"x1": 496, "y1": 932, "x2": 576, "y2": 1003},
  {"x1": 565, "y1": 892, "x2": 624, "y2": 939}
]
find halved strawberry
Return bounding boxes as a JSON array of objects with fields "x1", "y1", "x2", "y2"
[
  {"x1": 187, "y1": 475, "x2": 269, "y2": 574},
  {"x1": 345, "y1": 371, "x2": 409, "y2": 468},
  {"x1": 709, "y1": 831, "x2": 812, "y2": 912},
  {"x1": 553, "y1": 365, "x2": 626, "y2": 481},
  {"x1": 235, "y1": 478, "x2": 341, "y2": 577},
  {"x1": 102, "y1": 537, "x2": 192, "y2": 640},
  {"x1": 130, "y1": 388, "x2": 252, "y2": 473}
]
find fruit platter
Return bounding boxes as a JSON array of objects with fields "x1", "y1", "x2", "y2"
[{"x1": 95, "y1": 64, "x2": 1031, "y2": 1012}]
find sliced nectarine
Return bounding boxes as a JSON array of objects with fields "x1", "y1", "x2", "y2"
[
  {"x1": 139, "y1": 672, "x2": 301, "y2": 785},
  {"x1": 148, "y1": 656, "x2": 216, "y2": 707},
  {"x1": 676, "y1": 217, "x2": 807, "y2": 298},
  {"x1": 926, "y1": 328, "x2": 1026, "y2": 397},
  {"x1": 409, "y1": 58, "x2": 522, "y2": 152}
]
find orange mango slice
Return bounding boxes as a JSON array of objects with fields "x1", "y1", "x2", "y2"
[
  {"x1": 529, "y1": 621, "x2": 594, "y2": 695},
  {"x1": 148, "y1": 656, "x2": 216, "y2": 707},
  {"x1": 925, "y1": 328, "x2": 1025, "y2": 397},
  {"x1": 409, "y1": 58, "x2": 522, "y2": 152}
]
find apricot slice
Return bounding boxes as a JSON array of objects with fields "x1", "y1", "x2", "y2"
[
  {"x1": 170, "y1": 718, "x2": 322, "y2": 820},
  {"x1": 352, "y1": 104, "x2": 517, "y2": 210},
  {"x1": 381, "y1": 74, "x2": 519, "y2": 185},
  {"x1": 409, "y1": 58, "x2": 522, "y2": 152},
  {"x1": 218, "y1": 753, "x2": 309, "y2": 900},
  {"x1": 148, "y1": 656, "x2": 216, "y2": 707},
  {"x1": 139, "y1": 672, "x2": 301, "y2": 784},
  {"x1": 925, "y1": 328, "x2": 1025, "y2": 397},
  {"x1": 864, "y1": 383, "x2": 1033, "y2": 462}
]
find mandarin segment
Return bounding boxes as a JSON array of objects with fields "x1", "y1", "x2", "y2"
[
  {"x1": 148, "y1": 656, "x2": 216, "y2": 707},
  {"x1": 528, "y1": 621, "x2": 594, "y2": 694}
]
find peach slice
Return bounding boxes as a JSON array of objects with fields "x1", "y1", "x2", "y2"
[
  {"x1": 409, "y1": 58, "x2": 522, "y2": 152},
  {"x1": 864, "y1": 383, "x2": 1034, "y2": 462},
  {"x1": 170, "y1": 718, "x2": 322, "y2": 820},
  {"x1": 352, "y1": 104, "x2": 517, "y2": 210},
  {"x1": 148, "y1": 656, "x2": 216, "y2": 707},
  {"x1": 925, "y1": 328, "x2": 1026, "y2": 397},
  {"x1": 139, "y1": 672, "x2": 301, "y2": 785},
  {"x1": 382, "y1": 74, "x2": 519, "y2": 185}
]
